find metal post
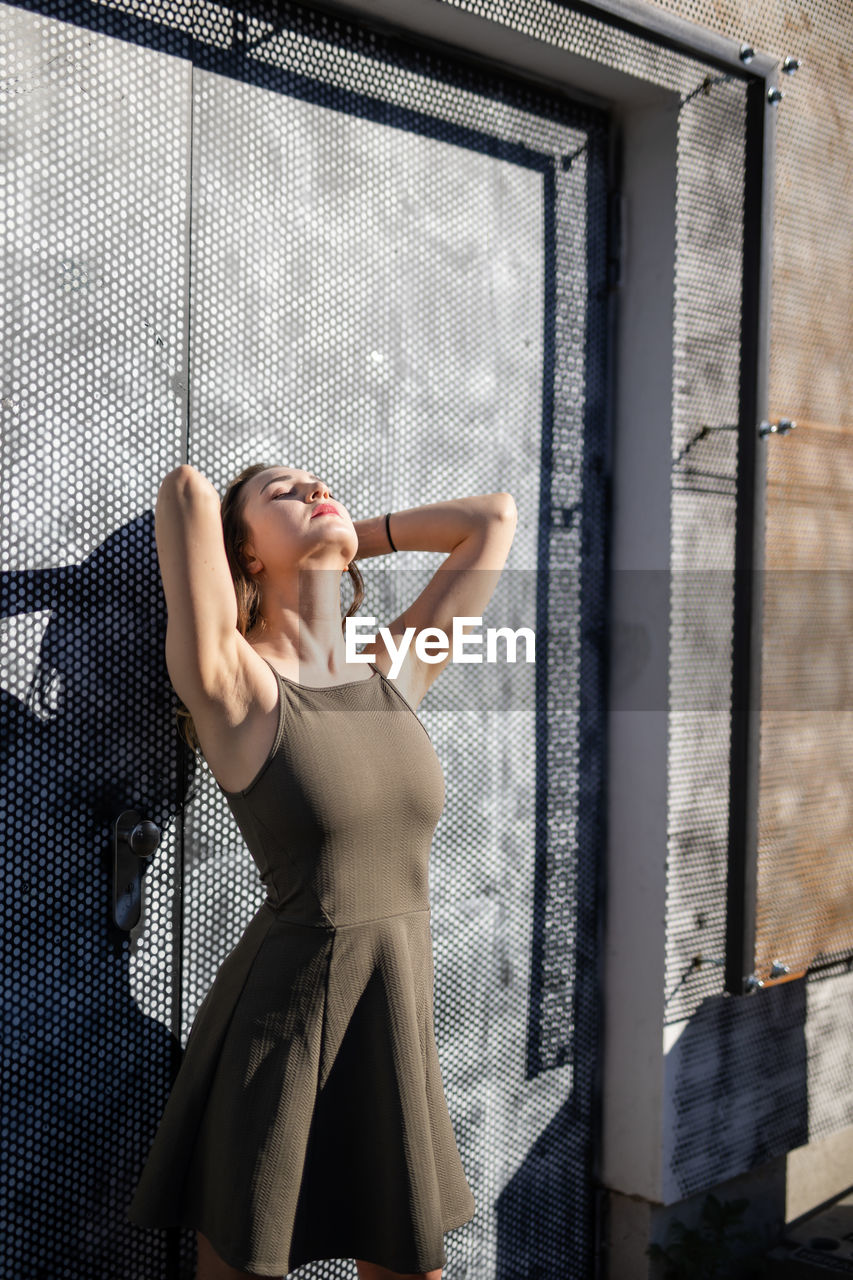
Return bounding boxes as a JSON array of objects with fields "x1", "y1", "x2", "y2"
[{"x1": 725, "y1": 74, "x2": 776, "y2": 995}]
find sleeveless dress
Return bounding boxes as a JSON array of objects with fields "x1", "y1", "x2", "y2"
[{"x1": 126, "y1": 658, "x2": 476, "y2": 1276}]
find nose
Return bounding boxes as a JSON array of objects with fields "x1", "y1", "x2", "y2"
[{"x1": 307, "y1": 478, "x2": 330, "y2": 500}]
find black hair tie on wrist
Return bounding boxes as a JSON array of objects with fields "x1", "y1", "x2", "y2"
[{"x1": 385, "y1": 511, "x2": 398, "y2": 553}]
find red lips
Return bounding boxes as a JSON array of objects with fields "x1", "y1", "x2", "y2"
[{"x1": 311, "y1": 502, "x2": 339, "y2": 518}]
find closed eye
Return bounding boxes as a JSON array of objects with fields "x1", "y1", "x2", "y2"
[{"x1": 272, "y1": 491, "x2": 336, "y2": 500}]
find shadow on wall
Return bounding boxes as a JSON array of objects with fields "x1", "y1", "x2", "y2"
[
  {"x1": 665, "y1": 980, "x2": 808, "y2": 1199},
  {"x1": 496, "y1": 1091, "x2": 588, "y2": 1280},
  {"x1": 492, "y1": 982, "x2": 811, "y2": 1279},
  {"x1": 0, "y1": 510, "x2": 196, "y2": 1276}
]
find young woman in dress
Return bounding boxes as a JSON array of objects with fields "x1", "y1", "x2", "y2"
[{"x1": 152, "y1": 462, "x2": 517, "y2": 1280}]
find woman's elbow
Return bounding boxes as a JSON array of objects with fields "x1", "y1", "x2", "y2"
[
  {"x1": 493, "y1": 492, "x2": 518, "y2": 524},
  {"x1": 158, "y1": 465, "x2": 217, "y2": 505}
]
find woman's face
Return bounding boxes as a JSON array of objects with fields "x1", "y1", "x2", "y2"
[{"x1": 240, "y1": 466, "x2": 357, "y2": 579}]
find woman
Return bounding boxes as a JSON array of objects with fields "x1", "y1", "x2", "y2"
[{"x1": 127, "y1": 461, "x2": 518, "y2": 1280}]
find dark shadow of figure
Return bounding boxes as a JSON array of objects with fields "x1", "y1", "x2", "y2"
[{"x1": 0, "y1": 510, "x2": 197, "y2": 1279}]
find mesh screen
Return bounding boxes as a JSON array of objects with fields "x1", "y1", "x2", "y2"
[
  {"x1": 665, "y1": 70, "x2": 745, "y2": 1025},
  {"x1": 1, "y1": 1, "x2": 613, "y2": 1276},
  {"x1": 1, "y1": 10, "x2": 189, "y2": 1277},
  {"x1": 721, "y1": 9, "x2": 853, "y2": 1009},
  {"x1": 469, "y1": 0, "x2": 852, "y2": 1201},
  {"x1": 644, "y1": 1, "x2": 853, "y2": 1003},
  {"x1": 757, "y1": 434, "x2": 853, "y2": 981}
]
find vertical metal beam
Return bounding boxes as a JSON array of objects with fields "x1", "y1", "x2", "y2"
[{"x1": 725, "y1": 76, "x2": 776, "y2": 995}]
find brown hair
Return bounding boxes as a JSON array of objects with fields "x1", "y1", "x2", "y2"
[{"x1": 174, "y1": 462, "x2": 365, "y2": 754}]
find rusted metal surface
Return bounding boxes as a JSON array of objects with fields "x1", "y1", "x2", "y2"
[{"x1": 755, "y1": 417, "x2": 853, "y2": 980}]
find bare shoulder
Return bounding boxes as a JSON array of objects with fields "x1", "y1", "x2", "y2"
[{"x1": 178, "y1": 635, "x2": 283, "y2": 794}]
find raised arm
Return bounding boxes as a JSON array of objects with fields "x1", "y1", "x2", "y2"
[
  {"x1": 354, "y1": 492, "x2": 519, "y2": 707},
  {"x1": 155, "y1": 465, "x2": 241, "y2": 707}
]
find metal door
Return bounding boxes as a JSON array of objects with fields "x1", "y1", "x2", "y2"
[{"x1": 1, "y1": 4, "x2": 610, "y2": 1276}]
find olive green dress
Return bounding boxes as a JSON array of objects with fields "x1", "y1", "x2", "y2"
[{"x1": 126, "y1": 658, "x2": 476, "y2": 1275}]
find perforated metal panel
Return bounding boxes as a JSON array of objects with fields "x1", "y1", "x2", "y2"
[
  {"x1": 1, "y1": 2, "x2": 614, "y2": 1277},
  {"x1": 719, "y1": 0, "x2": 853, "y2": 1192},
  {"x1": 647, "y1": 0, "x2": 853, "y2": 1005},
  {"x1": 180, "y1": 11, "x2": 611, "y2": 1279},
  {"x1": 1, "y1": 11, "x2": 191, "y2": 1277},
  {"x1": 665, "y1": 68, "x2": 746, "y2": 1026}
]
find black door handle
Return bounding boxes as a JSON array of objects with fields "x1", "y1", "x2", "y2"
[{"x1": 112, "y1": 810, "x2": 161, "y2": 931}]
